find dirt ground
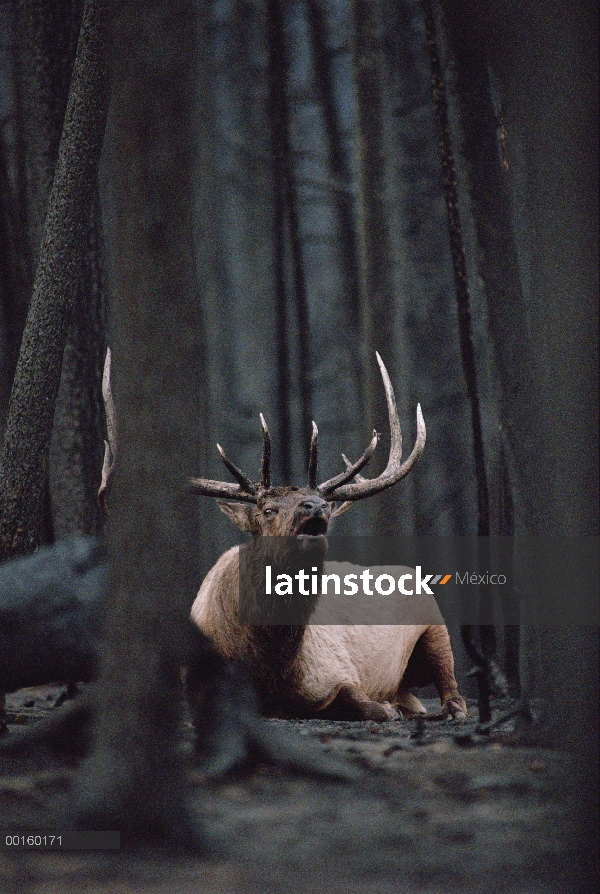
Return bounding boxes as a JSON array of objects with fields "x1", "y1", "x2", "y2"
[{"x1": 0, "y1": 686, "x2": 595, "y2": 894}]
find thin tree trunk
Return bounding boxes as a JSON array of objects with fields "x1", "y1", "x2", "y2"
[
  {"x1": 266, "y1": 0, "x2": 292, "y2": 483},
  {"x1": 307, "y1": 0, "x2": 366, "y2": 416},
  {"x1": 422, "y1": 1, "x2": 490, "y2": 537},
  {"x1": 306, "y1": 0, "x2": 362, "y2": 351},
  {"x1": 0, "y1": 6, "x2": 32, "y2": 433},
  {"x1": 0, "y1": 0, "x2": 111, "y2": 560},
  {"x1": 422, "y1": 0, "x2": 498, "y2": 720},
  {"x1": 351, "y1": 0, "x2": 399, "y2": 533},
  {"x1": 266, "y1": 0, "x2": 312, "y2": 474},
  {"x1": 0, "y1": 128, "x2": 31, "y2": 433}
]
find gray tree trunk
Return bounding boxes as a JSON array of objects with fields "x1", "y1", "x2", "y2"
[
  {"x1": 15, "y1": 0, "x2": 84, "y2": 271},
  {"x1": 49, "y1": 201, "x2": 106, "y2": 539},
  {"x1": 15, "y1": 0, "x2": 106, "y2": 539},
  {"x1": 0, "y1": 2, "x2": 31, "y2": 438},
  {"x1": 351, "y1": 0, "x2": 405, "y2": 534},
  {"x1": 0, "y1": 0, "x2": 111, "y2": 559},
  {"x1": 69, "y1": 0, "x2": 207, "y2": 838}
]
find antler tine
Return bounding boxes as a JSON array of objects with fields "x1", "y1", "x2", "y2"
[
  {"x1": 189, "y1": 476, "x2": 258, "y2": 503},
  {"x1": 328, "y1": 451, "x2": 372, "y2": 518},
  {"x1": 189, "y1": 440, "x2": 259, "y2": 504},
  {"x1": 102, "y1": 348, "x2": 117, "y2": 460},
  {"x1": 216, "y1": 443, "x2": 256, "y2": 493},
  {"x1": 259, "y1": 413, "x2": 271, "y2": 489},
  {"x1": 308, "y1": 421, "x2": 318, "y2": 489},
  {"x1": 325, "y1": 353, "x2": 426, "y2": 502},
  {"x1": 342, "y1": 452, "x2": 367, "y2": 482},
  {"x1": 318, "y1": 430, "x2": 378, "y2": 496},
  {"x1": 98, "y1": 347, "x2": 117, "y2": 513}
]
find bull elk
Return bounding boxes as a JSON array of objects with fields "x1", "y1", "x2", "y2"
[{"x1": 190, "y1": 354, "x2": 467, "y2": 722}]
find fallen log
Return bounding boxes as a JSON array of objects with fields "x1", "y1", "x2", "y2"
[
  {"x1": 0, "y1": 537, "x2": 351, "y2": 787},
  {"x1": 0, "y1": 536, "x2": 106, "y2": 732}
]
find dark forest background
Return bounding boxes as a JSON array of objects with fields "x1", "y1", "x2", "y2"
[{"x1": 0, "y1": 0, "x2": 597, "y2": 717}]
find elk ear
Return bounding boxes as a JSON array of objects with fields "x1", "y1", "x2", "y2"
[{"x1": 216, "y1": 500, "x2": 255, "y2": 532}]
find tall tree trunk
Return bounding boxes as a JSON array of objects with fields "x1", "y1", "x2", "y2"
[
  {"x1": 69, "y1": 0, "x2": 205, "y2": 838},
  {"x1": 0, "y1": 1, "x2": 32, "y2": 436},
  {"x1": 15, "y1": 0, "x2": 84, "y2": 271},
  {"x1": 351, "y1": 0, "x2": 400, "y2": 533},
  {"x1": 438, "y1": 0, "x2": 545, "y2": 535},
  {"x1": 266, "y1": 2, "x2": 292, "y2": 483},
  {"x1": 15, "y1": 0, "x2": 106, "y2": 539},
  {"x1": 0, "y1": 123, "x2": 31, "y2": 436},
  {"x1": 266, "y1": 0, "x2": 312, "y2": 476},
  {"x1": 49, "y1": 202, "x2": 106, "y2": 539},
  {"x1": 307, "y1": 0, "x2": 361, "y2": 331},
  {"x1": 423, "y1": 0, "x2": 499, "y2": 720},
  {"x1": 0, "y1": 0, "x2": 111, "y2": 560}
]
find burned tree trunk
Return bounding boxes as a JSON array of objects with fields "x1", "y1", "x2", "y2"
[
  {"x1": 266, "y1": 0, "x2": 293, "y2": 484},
  {"x1": 15, "y1": 0, "x2": 84, "y2": 272},
  {"x1": 422, "y1": 1, "x2": 502, "y2": 720},
  {"x1": 66, "y1": 0, "x2": 206, "y2": 838},
  {"x1": 306, "y1": 0, "x2": 361, "y2": 332},
  {"x1": 266, "y1": 0, "x2": 312, "y2": 476},
  {"x1": 351, "y1": 0, "x2": 402, "y2": 534},
  {"x1": 0, "y1": 0, "x2": 111, "y2": 559},
  {"x1": 15, "y1": 0, "x2": 106, "y2": 540},
  {"x1": 0, "y1": 25, "x2": 31, "y2": 437},
  {"x1": 48, "y1": 201, "x2": 106, "y2": 540}
]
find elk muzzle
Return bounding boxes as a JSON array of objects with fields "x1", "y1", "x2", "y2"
[{"x1": 295, "y1": 496, "x2": 330, "y2": 538}]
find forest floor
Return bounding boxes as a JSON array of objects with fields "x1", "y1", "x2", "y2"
[{"x1": 0, "y1": 686, "x2": 594, "y2": 894}]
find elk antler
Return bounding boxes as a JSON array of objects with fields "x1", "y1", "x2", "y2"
[
  {"x1": 260, "y1": 413, "x2": 271, "y2": 489},
  {"x1": 98, "y1": 347, "x2": 117, "y2": 514},
  {"x1": 308, "y1": 421, "x2": 319, "y2": 489},
  {"x1": 189, "y1": 416, "x2": 275, "y2": 503},
  {"x1": 318, "y1": 352, "x2": 426, "y2": 503},
  {"x1": 190, "y1": 354, "x2": 424, "y2": 505}
]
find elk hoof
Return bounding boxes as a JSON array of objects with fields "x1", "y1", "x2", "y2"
[
  {"x1": 380, "y1": 701, "x2": 402, "y2": 721},
  {"x1": 442, "y1": 696, "x2": 468, "y2": 722},
  {"x1": 363, "y1": 701, "x2": 395, "y2": 722}
]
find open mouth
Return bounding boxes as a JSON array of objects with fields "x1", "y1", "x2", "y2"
[{"x1": 296, "y1": 517, "x2": 329, "y2": 537}]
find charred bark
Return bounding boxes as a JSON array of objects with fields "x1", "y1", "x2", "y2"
[
  {"x1": 15, "y1": 0, "x2": 84, "y2": 270},
  {"x1": 49, "y1": 198, "x2": 106, "y2": 539},
  {"x1": 266, "y1": 0, "x2": 312, "y2": 476},
  {"x1": 0, "y1": 0, "x2": 111, "y2": 559},
  {"x1": 0, "y1": 62, "x2": 31, "y2": 435},
  {"x1": 15, "y1": 0, "x2": 106, "y2": 539},
  {"x1": 422, "y1": 0, "x2": 499, "y2": 720},
  {"x1": 351, "y1": 0, "x2": 401, "y2": 534},
  {"x1": 306, "y1": 0, "x2": 361, "y2": 338}
]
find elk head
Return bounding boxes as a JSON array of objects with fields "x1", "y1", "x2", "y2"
[{"x1": 190, "y1": 353, "x2": 426, "y2": 536}]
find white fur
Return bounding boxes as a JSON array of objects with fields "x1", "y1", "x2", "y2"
[{"x1": 190, "y1": 546, "x2": 442, "y2": 714}]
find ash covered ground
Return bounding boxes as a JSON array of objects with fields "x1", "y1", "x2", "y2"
[{"x1": 0, "y1": 686, "x2": 593, "y2": 894}]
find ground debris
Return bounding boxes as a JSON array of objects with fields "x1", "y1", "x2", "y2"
[{"x1": 0, "y1": 695, "x2": 590, "y2": 893}]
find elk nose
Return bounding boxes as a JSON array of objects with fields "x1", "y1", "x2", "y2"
[{"x1": 300, "y1": 496, "x2": 329, "y2": 516}]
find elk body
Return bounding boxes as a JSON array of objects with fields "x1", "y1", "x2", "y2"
[{"x1": 190, "y1": 355, "x2": 467, "y2": 722}]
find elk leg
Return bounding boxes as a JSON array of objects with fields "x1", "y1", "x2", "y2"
[
  {"x1": 324, "y1": 685, "x2": 398, "y2": 721},
  {"x1": 402, "y1": 627, "x2": 467, "y2": 720},
  {"x1": 394, "y1": 689, "x2": 427, "y2": 717}
]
